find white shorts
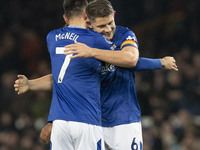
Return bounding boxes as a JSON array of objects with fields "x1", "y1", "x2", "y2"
[
  {"x1": 50, "y1": 120, "x2": 105, "y2": 150},
  {"x1": 103, "y1": 122, "x2": 143, "y2": 150}
]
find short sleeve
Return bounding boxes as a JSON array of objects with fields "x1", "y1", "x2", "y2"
[{"x1": 119, "y1": 30, "x2": 139, "y2": 50}]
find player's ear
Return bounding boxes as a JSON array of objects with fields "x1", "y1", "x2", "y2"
[
  {"x1": 86, "y1": 20, "x2": 92, "y2": 29},
  {"x1": 63, "y1": 14, "x2": 69, "y2": 25}
]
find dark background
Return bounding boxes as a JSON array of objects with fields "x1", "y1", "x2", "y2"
[{"x1": 0, "y1": 0, "x2": 200, "y2": 149}]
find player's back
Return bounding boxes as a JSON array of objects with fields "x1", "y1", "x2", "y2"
[{"x1": 47, "y1": 26, "x2": 112, "y2": 126}]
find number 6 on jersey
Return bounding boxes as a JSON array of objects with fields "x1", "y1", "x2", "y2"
[{"x1": 56, "y1": 47, "x2": 72, "y2": 83}]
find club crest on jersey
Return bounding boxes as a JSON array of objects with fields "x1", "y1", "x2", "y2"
[
  {"x1": 126, "y1": 36, "x2": 136, "y2": 41},
  {"x1": 110, "y1": 44, "x2": 116, "y2": 50},
  {"x1": 101, "y1": 62, "x2": 115, "y2": 74}
]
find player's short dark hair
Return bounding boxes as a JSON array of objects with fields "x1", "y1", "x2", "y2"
[
  {"x1": 86, "y1": 0, "x2": 114, "y2": 22},
  {"x1": 63, "y1": 0, "x2": 88, "y2": 19}
]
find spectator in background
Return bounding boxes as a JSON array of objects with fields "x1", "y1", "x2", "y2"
[{"x1": 0, "y1": 0, "x2": 200, "y2": 149}]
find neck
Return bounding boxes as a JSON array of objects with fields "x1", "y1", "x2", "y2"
[{"x1": 68, "y1": 17, "x2": 86, "y2": 29}]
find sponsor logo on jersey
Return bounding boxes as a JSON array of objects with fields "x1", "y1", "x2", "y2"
[
  {"x1": 101, "y1": 62, "x2": 115, "y2": 74},
  {"x1": 110, "y1": 44, "x2": 117, "y2": 50}
]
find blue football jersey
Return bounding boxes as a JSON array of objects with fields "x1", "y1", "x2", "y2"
[
  {"x1": 101, "y1": 26, "x2": 141, "y2": 127},
  {"x1": 47, "y1": 26, "x2": 112, "y2": 126}
]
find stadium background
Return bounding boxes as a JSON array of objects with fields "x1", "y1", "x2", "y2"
[{"x1": 0, "y1": 0, "x2": 200, "y2": 149}]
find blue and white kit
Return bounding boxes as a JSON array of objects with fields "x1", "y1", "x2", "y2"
[
  {"x1": 101, "y1": 26, "x2": 162, "y2": 127},
  {"x1": 101, "y1": 26, "x2": 162, "y2": 150},
  {"x1": 46, "y1": 25, "x2": 112, "y2": 150}
]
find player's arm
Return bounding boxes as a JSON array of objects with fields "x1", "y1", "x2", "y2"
[
  {"x1": 40, "y1": 123, "x2": 52, "y2": 144},
  {"x1": 14, "y1": 74, "x2": 53, "y2": 95},
  {"x1": 91, "y1": 46, "x2": 139, "y2": 68},
  {"x1": 64, "y1": 42, "x2": 139, "y2": 68},
  {"x1": 135, "y1": 56, "x2": 178, "y2": 71},
  {"x1": 63, "y1": 42, "x2": 178, "y2": 70}
]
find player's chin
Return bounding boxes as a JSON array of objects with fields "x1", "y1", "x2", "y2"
[
  {"x1": 109, "y1": 32, "x2": 115, "y2": 39},
  {"x1": 105, "y1": 34, "x2": 113, "y2": 40}
]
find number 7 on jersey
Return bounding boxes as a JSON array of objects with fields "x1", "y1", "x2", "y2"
[{"x1": 56, "y1": 47, "x2": 72, "y2": 83}]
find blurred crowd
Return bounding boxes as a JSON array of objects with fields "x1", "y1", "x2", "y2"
[{"x1": 0, "y1": 0, "x2": 199, "y2": 150}]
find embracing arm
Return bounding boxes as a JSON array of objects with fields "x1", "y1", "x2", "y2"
[
  {"x1": 89, "y1": 46, "x2": 139, "y2": 68},
  {"x1": 40, "y1": 123, "x2": 52, "y2": 144},
  {"x1": 63, "y1": 43, "x2": 178, "y2": 71},
  {"x1": 14, "y1": 74, "x2": 53, "y2": 95},
  {"x1": 64, "y1": 42, "x2": 139, "y2": 68},
  {"x1": 135, "y1": 57, "x2": 178, "y2": 71}
]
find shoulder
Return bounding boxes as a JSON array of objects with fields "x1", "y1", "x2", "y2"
[
  {"x1": 48, "y1": 27, "x2": 63, "y2": 35},
  {"x1": 46, "y1": 30, "x2": 54, "y2": 43},
  {"x1": 46, "y1": 28, "x2": 63, "y2": 41},
  {"x1": 85, "y1": 29, "x2": 103, "y2": 37},
  {"x1": 117, "y1": 26, "x2": 136, "y2": 38},
  {"x1": 118, "y1": 26, "x2": 138, "y2": 45},
  {"x1": 113, "y1": 26, "x2": 137, "y2": 44},
  {"x1": 86, "y1": 30, "x2": 107, "y2": 42}
]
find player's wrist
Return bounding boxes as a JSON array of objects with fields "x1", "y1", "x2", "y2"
[
  {"x1": 28, "y1": 80, "x2": 33, "y2": 90},
  {"x1": 159, "y1": 58, "x2": 165, "y2": 68}
]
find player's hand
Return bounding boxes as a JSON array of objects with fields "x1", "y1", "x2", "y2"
[
  {"x1": 14, "y1": 75, "x2": 30, "y2": 95},
  {"x1": 160, "y1": 56, "x2": 178, "y2": 71},
  {"x1": 40, "y1": 123, "x2": 52, "y2": 144},
  {"x1": 64, "y1": 42, "x2": 94, "y2": 59}
]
